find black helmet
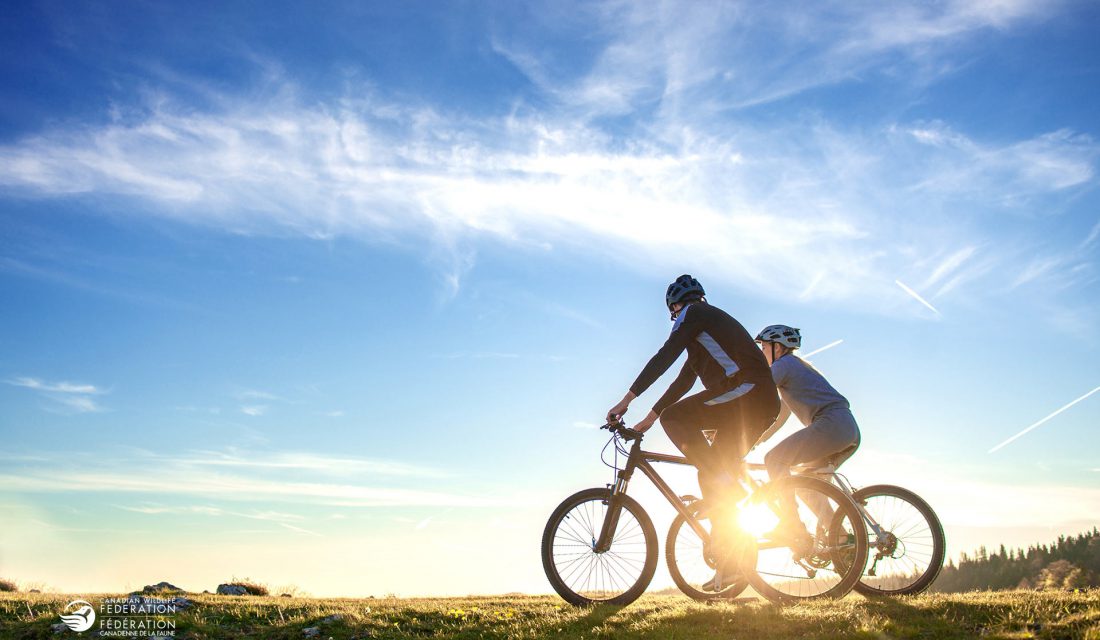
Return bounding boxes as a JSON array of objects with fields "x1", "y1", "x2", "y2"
[{"x1": 665, "y1": 274, "x2": 705, "y2": 311}]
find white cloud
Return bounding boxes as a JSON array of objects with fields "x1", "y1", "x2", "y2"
[
  {"x1": 280, "y1": 522, "x2": 323, "y2": 537},
  {"x1": 921, "y1": 246, "x2": 977, "y2": 291},
  {"x1": 0, "y1": 2, "x2": 1092, "y2": 317},
  {"x1": 173, "y1": 449, "x2": 452, "y2": 478},
  {"x1": 52, "y1": 395, "x2": 105, "y2": 414},
  {"x1": 495, "y1": 1, "x2": 1053, "y2": 116},
  {"x1": 114, "y1": 504, "x2": 226, "y2": 516},
  {"x1": 5, "y1": 376, "x2": 107, "y2": 413},
  {"x1": 240, "y1": 405, "x2": 268, "y2": 417},
  {"x1": 6, "y1": 377, "x2": 102, "y2": 394},
  {"x1": 0, "y1": 448, "x2": 495, "y2": 508},
  {"x1": 237, "y1": 389, "x2": 281, "y2": 401},
  {"x1": 906, "y1": 124, "x2": 1095, "y2": 199},
  {"x1": 0, "y1": 471, "x2": 502, "y2": 508}
]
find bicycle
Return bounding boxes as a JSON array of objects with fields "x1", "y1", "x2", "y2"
[
  {"x1": 780, "y1": 452, "x2": 946, "y2": 596},
  {"x1": 541, "y1": 420, "x2": 869, "y2": 605}
]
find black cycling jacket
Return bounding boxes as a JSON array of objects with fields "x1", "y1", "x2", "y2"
[{"x1": 629, "y1": 302, "x2": 775, "y2": 415}]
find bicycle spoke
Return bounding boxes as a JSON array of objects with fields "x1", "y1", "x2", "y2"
[{"x1": 544, "y1": 492, "x2": 656, "y2": 604}]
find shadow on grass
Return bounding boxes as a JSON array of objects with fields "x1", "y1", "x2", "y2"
[
  {"x1": 547, "y1": 592, "x2": 1100, "y2": 640},
  {"x1": 861, "y1": 592, "x2": 1100, "y2": 640}
]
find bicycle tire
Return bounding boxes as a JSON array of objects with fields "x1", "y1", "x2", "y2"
[
  {"x1": 665, "y1": 503, "x2": 750, "y2": 601},
  {"x1": 541, "y1": 487, "x2": 658, "y2": 606},
  {"x1": 850, "y1": 484, "x2": 945, "y2": 596},
  {"x1": 746, "y1": 475, "x2": 869, "y2": 602}
]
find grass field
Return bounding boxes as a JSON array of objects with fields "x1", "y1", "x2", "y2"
[{"x1": 2, "y1": 589, "x2": 1097, "y2": 639}]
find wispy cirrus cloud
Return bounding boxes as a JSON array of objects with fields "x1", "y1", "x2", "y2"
[
  {"x1": 115, "y1": 503, "x2": 308, "y2": 524},
  {"x1": 0, "y1": 2, "x2": 1092, "y2": 321},
  {"x1": 2, "y1": 92, "x2": 1090, "y2": 314},
  {"x1": 5, "y1": 376, "x2": 107, "y2": 414},
  {"x1": 494, "y1": 1, "x2": 1056, "y2": 116},
  {"x1": 6, "y1": 377, "x2": 101, "y2": 394},
  {"x1": 0, "y1": 447, "x2": 493, "y2": 508},
  {"x1": 904, "y1": 123, "x2": 1096, "y2": 200},
  {"x1": 171, "y1": 449, "x2": 452, "y2": 478}
]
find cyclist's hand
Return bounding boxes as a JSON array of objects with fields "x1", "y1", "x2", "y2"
[
  {"x1": 632, "y1": 410, "x2": 658, "y2": 434},
  {"x1": 606, "y1": 401, "x2": 629, "y2": 423}
]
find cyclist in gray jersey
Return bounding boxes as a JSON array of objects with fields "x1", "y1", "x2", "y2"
[{"x1": 754, "y1": 325, "x2": 861, "y2": 483}]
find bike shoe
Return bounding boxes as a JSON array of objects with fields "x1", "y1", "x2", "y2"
[
  {"x1": 702, "y1": 567, "x2": 744, "y2": 592},
  {"x1": 763, "y1": 520, "x2": 814, "y2": 550}
]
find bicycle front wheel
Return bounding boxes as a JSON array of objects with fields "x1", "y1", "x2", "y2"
[
  {"x1": 851, "y1": 484, "x2": 945, "y2": 596},
  {"x1": 541, "y1": 487, "x2": 658, "y2": 606},
  {"x1": 747, "y1": 475, "x2": 869, "y2": 602}
]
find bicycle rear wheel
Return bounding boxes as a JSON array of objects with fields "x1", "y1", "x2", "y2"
[
  {"x1": 666, "y1": 500, "x2": 750, "y2": 601},
  {"x1": 851, "y1": 484, "x2": 945, "y2": 596},
  {"x1": 541, "y1": 487, "x2": 658, "y2": 606},
  {"x1": 747, "y1": 476, "x2": 868, "y2": 602}
]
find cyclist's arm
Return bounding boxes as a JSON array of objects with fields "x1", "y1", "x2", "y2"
[
  {"x1": 610, "y1": 307, "x2": 695, "y2": 422},
  {"x1": 652, "y1": 361, "x2": 696, "y2": 416},
  {"x1": 756, "y1": 360, "x2": 793, "y2": 445},
  {"x1": 632, "y1": 409, "x2": 659, "y2": 433},
  {"x1": 628, "y1": 315, "x2": 695, "y2": 398},
  {"x1": 756, "y1": 400, "x2": 792, "y2": 446}
]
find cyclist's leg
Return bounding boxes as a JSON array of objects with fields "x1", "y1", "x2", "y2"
[
  {"x1": 764, "y1": 408, "x2": 860, "y2": 527},
  {"x1": 709, "y1": 383, "x2": 781, "y2": 480},
  {"x1": 763, "y1": 408, "x2": 860, "y2": 480},
  {"x1": 660, "y1": 393, "x2": 731, "y2": 494},
  {"x1": 662, "y1": 385, "x2": 778, "y2": 584},
  {"x1": 661, "y1": 385, "x2": 774, "y2": 503}
]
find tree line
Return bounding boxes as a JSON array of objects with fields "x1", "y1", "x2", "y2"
[{"x1": 931, "y1": 528, "x2": 1099, "y2": 592}]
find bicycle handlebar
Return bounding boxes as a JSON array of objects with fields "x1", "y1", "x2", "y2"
[{"x1": 601, "y1": 417, "x2": 642, "y2": 442}]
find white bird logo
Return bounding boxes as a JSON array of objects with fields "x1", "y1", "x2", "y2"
[{"x1": 60, "y1": 600, "x2": 96, "y2": 632}]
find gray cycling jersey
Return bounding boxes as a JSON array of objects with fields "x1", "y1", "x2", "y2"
[{"x1": 771, "y1": 354, "x2": 850, "y2": 427}]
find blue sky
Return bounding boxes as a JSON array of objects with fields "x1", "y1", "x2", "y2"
[{"x1": 1, "y1": 1, "x2": 1098, "y2": 596}]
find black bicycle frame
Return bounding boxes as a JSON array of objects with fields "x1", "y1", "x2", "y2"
[{"x1": 594, "y1": 436, "x2": 712, "y2": 552}]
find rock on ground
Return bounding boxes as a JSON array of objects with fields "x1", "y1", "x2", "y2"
[
  {"x1": 141, "y1": 581, "x2": 185, "y2": 594},
  {"x1": 216, "y1": 584, "x2": 249, "y2": 596}
]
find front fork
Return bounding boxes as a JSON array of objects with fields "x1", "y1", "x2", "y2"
[{"x1": 594, "y1": 469, "x2": 631, "y2": 553}]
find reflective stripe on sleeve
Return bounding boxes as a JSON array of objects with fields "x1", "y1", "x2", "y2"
[
  {"x1": 696, "y1": 332, "x2": 741, "y2": 377},
  {"x1": 703, "y1": 382, "x2": 756, "y2": 406}
]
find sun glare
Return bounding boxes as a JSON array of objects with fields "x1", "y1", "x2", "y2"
[{"x1": 738, "y1": 501, "x2": 780, "y2": 537}]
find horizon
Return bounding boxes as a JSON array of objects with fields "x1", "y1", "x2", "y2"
[
  {"x1": 3, "y1": 525, "x2": 1099, "y2": 598},
  {"x1": 2, "y1": 1, "x2": 1099, "y2": 598}
]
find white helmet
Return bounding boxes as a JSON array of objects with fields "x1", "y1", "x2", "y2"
[{"x1": 756, "y1": 325, "x2": 801, "y2": 349}]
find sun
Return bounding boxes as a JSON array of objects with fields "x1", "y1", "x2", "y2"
[{"x1": 737, "y1": 501, "x2": 780, "y2": 537}]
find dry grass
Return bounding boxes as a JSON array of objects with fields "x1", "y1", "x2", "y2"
[{"x1": 0, "y1": 589, "x2": 1097, "y2": 639}]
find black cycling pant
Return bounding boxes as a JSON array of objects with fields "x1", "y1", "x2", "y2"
[{"x1": 660, "y1": 381, "x2": 780, "y2": 504}]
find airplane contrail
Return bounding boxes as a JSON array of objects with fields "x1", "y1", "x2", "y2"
[
  {"x1": 802, "y1": 339, "x2": 844, "y2": 358},
  {"x1": 895, "y1": 280, "x2": 940, "y2": 316},
  {"x1": 989, "y1": 385, "x2": 1100, "y2": 453}
]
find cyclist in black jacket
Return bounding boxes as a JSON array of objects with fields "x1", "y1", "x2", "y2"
[{"x1": 607, "y1": 275, "x2": 780, "y2": 589}]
